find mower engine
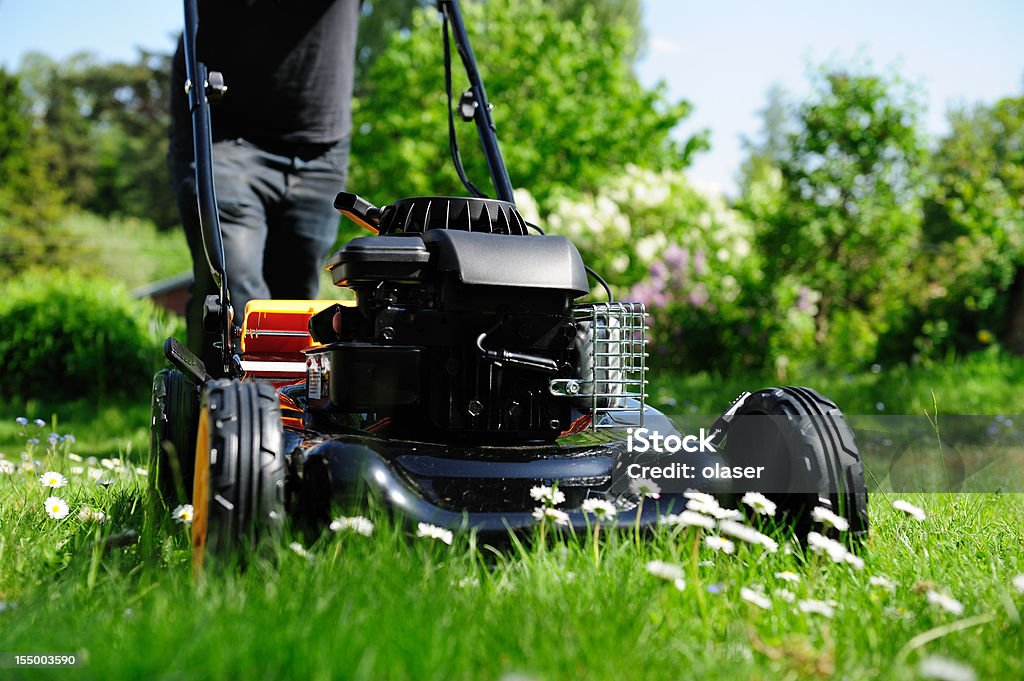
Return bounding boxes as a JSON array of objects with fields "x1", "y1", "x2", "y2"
[{"x1": 305, "y1": 195, "x2": 645, "y2": 443}]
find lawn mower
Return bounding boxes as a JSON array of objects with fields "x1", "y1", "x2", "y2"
[{"x1": 150, "y1": 0, "x2": 869, "y2": 567}]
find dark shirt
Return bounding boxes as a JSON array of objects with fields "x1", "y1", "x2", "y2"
[{"x1": 171, "y1": 0, "x2": 359, "y2": 150}]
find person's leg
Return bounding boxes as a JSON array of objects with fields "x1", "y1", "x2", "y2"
[
  {"x1": 263, "y1": 140, "x2": 350, "y2": 300},
  {"x1": 171, "y1": 139, "x2": 274, "y2": 372}
]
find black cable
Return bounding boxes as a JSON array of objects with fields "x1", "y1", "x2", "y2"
[
  {"x1": 585, "y1": 265, "x2": 614, "y2": 302},
  {"x1": 442, "y1": 9, "x2": 487, "y2": 199},
  {"x1": 525, "y1": 221, "x2": 545, "y2": 235}
]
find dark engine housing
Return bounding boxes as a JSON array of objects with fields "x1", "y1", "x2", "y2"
[{"x1": 306, "y1": 197, "x2": 589, "y2": 443}]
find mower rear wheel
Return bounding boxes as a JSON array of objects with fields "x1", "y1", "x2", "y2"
[
  {"x1": 722, "y1": 386, "x2": 869, "y2": 542},
  {"x1": 191, "y1": 379, "x2": 286, "y2": 570},
  {"x1": 149, "y1": 369, "x2": 200, "y2": 506}
]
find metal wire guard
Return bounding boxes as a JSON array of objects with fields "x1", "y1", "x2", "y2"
[{"x1": 567, "y1": 302, "x2": 648, "y2": 429}]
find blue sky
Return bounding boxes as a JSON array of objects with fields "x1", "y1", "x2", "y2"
[{"x1": 1, "y1": 0, "x2": 1022, "y2": 195}]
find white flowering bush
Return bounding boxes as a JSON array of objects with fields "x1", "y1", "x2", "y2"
[{"x1": 537, "y1": 166, "x2": 772, "y2": 371}]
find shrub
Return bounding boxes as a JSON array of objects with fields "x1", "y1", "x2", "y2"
[
  {"x1": 536, "y1": 166, "x2": 770, "y2": 372},
  {"x1": 0, "y1": 272, "x2": 182, "y2": 402}
]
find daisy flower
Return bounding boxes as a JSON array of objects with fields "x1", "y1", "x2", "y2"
[
  {"x1": 926, "y1": 590, "x2": 965, "y2": 616},
  {"x1": 645, "y1": 560, "x2": 686, "y2": 591},
  {"x1": 529, "y1": 485, "x2": 566, "y2": 506},
  {"x1": 68, "y1": 453, "x2": 83, "y2": 462},
  {"x1": 704, "y1": 535, "x2": 735, "y2": 554},
  {"x1": 39, "y1": 471, "x2": 68, "y2": 489},
  {"x1": 580, "y1": 498, "x2": 617, "y2": 520},
  {"x1": 289, "y1": 542, "x2": 314, "y2": 560},
  {"x1": 807, "y1": 531, "x2": 852, "y2": 564},
  {"x1": 683, "y1": 491, "x2": 717, "y2": 504},
  {"x1": 532, "y1": 506, "x2": 570, "y2": 527},
  {"x1": 740, "y1": 587, "x2": 771, "y2": 610},
  {"x1": 0, "y1": 460, "x2": 14, "y2": 474},
  {"x1": 892, "y1": 499, "x2": 927, "y2": 522},
  {"x1": 811, "y1": 506, "x2": 849, "y2": 532},
  {"x1": 172, "y1": 504, "x2": 194, "y2": 524},
  {"x1": 775, "y1": 570, "x2": 801, "y2": 583},
  {"x1": 44, "y1": 496, "x2": 69, "y2": 520},
  {"x1": 869, "y1": 575, "x2": 897, "y2": 591},
  {"x1": 919, "y1": 656, "x2": 976, "y2": 681},
  {"x1": 741, "y1": 491, "x2": 777, "y2": 517},
  {"x1": 659, "y1": 510, "x2": 715, "y2": 530},
  {"x1": 330, "y1": 515, "x2": 375, "y2": 536},
  {"x1": 776, "y1": 589, "x2": 796, "y2": 603},
  {"x1": 718, "y1": 519, "x2": 779, "y2": 552},
  {"x1": 797, "y1": 599, "x2": 835, "y2": 618},
  {"x1": 1012, "y1": 574, "x2": 1024, "y2": 594},
  {"x1": 416, "y1": 522, "x2": 454, "y2": 544},
  {"x1": 78, "y1": 507, "x2": 106, "y2": 523},
  {"x1": 629, "y1": 478, "x2": 661, "y2": 499}
]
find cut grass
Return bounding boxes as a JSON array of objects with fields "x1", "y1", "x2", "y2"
[{"x1": 1, "y1": 355, "x2": 1023, "y2": 679}]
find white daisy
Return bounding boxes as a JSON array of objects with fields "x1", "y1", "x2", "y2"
[
  {"x1": 776, "y1": 588, "x2": 797, "y2": 603},
  {"x1": 811, "y1": 506, "x2": 849, "y2": 532},
  {"x1": 44, "y1": 496, "x2": 69, "y2": 520},
  {"x1": 39, "y1": 471, "x2": 68, "y2": 489},
  {"x1": 740, "y1": 587, "x2": 772, "y2": 610},
  {"x1": 580, "y1": 498, "x2": 617, "y2": 520},
  {"x1": 704, "y1": 535, "x2": 735, "y2": 554},
  {"x1": 683, "y1": 491, "x2": 717, "y2": 504},
  {"x1": 919, "y1": 656, "x2": 977, "y2": 681},
  {"x1": 532, "y1": 506, "x2": 570, "y2": 527},
  {"x1": 70, "y1": 466, "x2": 84, "y2": 475},
  {"x1": 892, "y1": 499, "x2": 927, "y2": 522},
  {"x1": 775, "y1": 570, "x2": 801, "y2": 583},
  {"x1": 135, "y1": 467, "x2": 148, "y2": 477},
  {"x1": 629, "y1": 478, "x2": 661, "y2": 499},
  {"x1": 844, "y1": 553, "x2": 866, "y2": 570},
  {"x1": 416, "y1": 522, "x2": 454, "y2": 544},
  {"x1": 87, "y1": 468, "x2": 103, "y2": 481},
  {"x1": 741, "y1": 491, "x2": 777, "y2": 517},
  {"x1": 329, "y1": 515, "x2": 374, "y2": 536},
  {"x1": 646, "y1": 560, "x2": 686, "y2": 591},
  {"x1": 797, "y1": 599, "x2": 835, "y2": 618},
  {"x1": 78, "y1": 507, "x2": 106, "y2": 523},
  {"x1": 1012, "y1": 574, "x2": 1024, "y2": 594},
  {"x1": 718, "y1": 519, "x2": 779, "y2": 552},
  {"x1": 289, "y1": 542, "x2": 314, "y2": 560},
  {"x1": 806, "y1": 531, "x2": 852, "y2": 564},
  {"x1": 172, "y1": 504, "x2": 194, "y2": 524},
  {"x1": 659, "y1": 510, "x2": 715, "y2": 530},
  {"x1": 0, "y1": 460, "x2": 14, "y2": 474},
  {"x1": 529, "y1": 485, "x2": 566, "y2": 506},
  {"x1": 926, "y1": 590, "x2": 964, "y2": 616},
  {"x1": 869, "y1": 575, "x2": 897, "y2": 591}
]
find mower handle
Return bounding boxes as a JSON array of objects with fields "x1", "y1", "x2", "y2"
[{"x1": 182, "y1": 0, "x2": 237, "y2": 376}]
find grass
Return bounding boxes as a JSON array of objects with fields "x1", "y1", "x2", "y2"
[{"x1": 1, "y1": 354, "x2": 1023, "y2": 679}]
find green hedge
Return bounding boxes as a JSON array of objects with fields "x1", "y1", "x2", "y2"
[{"x1": 0, "y1": 272, "x2": 182, "y2": 401}]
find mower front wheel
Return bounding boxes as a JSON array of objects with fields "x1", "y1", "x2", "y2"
[
  {"x1": 722, "y1": 386, "x2": 869, "y2": 542},
  {"x1": 149, "y1": 369, "x2": 200, "y2": 506},
  {"x1": 191, "y1": 379, "x2": 286, "y2": 570}
]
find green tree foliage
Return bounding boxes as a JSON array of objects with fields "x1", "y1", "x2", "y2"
[
  {"x1": 902, "y1": 94, "x2": 1024, "y2": 358},
  {"x1": 745, "y1": 66, "x2": 928, "y2": 366},
  {"x1": 16, "y1": 50, "x2": 176, "y2": 229},
  {"x1": 349, "y1": 0, "x2": 701, "y2": 207},
  {"x1": 0, "y1": 67, "x2": 68, "y2": 276}
]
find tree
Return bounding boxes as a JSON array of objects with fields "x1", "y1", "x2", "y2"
[
  {"x1": 918, "y1": 94, "x2": 1024, "y2": 354},
  {"x1": 0, "y1": 67, "x2": 68, "y2": 277},
  {"x1": 16, "y1": 50, "x2": 177, "y2": 229},
  {"x1": 348, "y1": 0, "x2": 702, "y2": 207},
  {"x1": 747, "y1": 65, "x2": 927, "y2": 365}
]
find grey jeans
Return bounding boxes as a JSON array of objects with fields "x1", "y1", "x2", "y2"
[{"x1": 170, "y1": 136, "x2": 349, "y2": 370}]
